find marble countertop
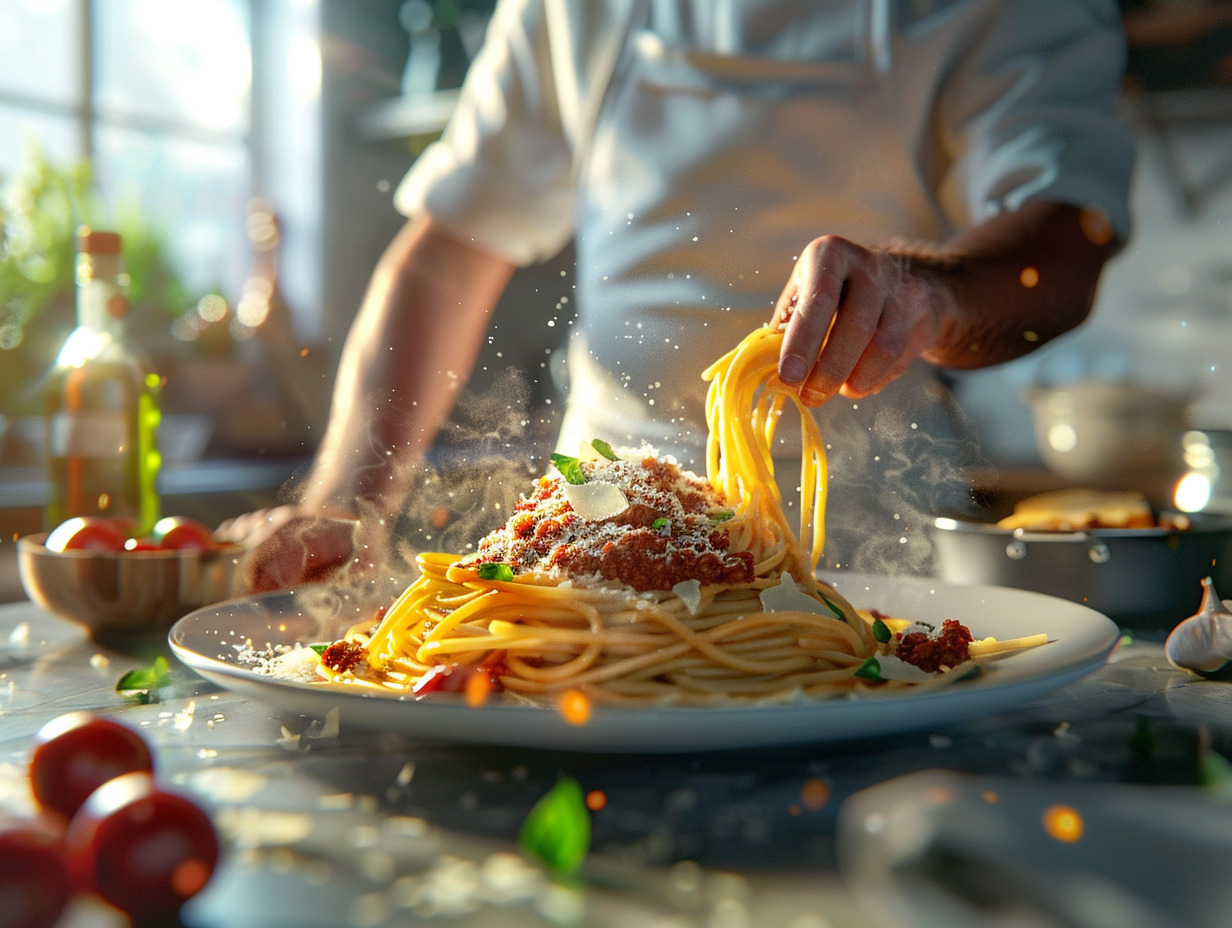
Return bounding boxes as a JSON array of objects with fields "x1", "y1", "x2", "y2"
[{"x1": 3, "y1": 597, "x2": 1232, "y2": 928}]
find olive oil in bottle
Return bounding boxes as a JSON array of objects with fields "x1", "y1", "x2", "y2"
[{"x1": 44, "y1": 228, "x2": 161, "y2": 532}]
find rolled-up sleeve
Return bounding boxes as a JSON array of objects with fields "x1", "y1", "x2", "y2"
[
  {"x1": 393, "y1": 0, "x2": 577, "y2": 265},
  {"x1": 937, "y1": 0, "x2": 1135, "y2": 242}
]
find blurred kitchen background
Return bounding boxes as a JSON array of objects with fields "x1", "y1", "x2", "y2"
[{"x1": 2, "y1": 0, "x2": 1232, "y2": 601}]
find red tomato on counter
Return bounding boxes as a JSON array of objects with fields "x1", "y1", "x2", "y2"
[
  {"x1": 65, "y1": 772, "x2": 219, "y2": 922},
  {"x1": 148, "y1": 515, "x2": 217, "y2": 550},
  {"x1": 0, "y1": 823, "x2": 73, "y2": 928},
  {"x1": 43, "y1": 517, "x2": 128, "y2": 552},
  {"x1": 29, "y1": 712, "x2": 154, "y2": 821}
]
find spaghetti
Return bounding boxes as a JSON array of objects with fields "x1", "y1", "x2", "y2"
[{"x1": 302, "y1": 325, "x2": 1043, "y2": 705}]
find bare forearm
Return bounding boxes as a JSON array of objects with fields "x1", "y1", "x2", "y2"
[
  {"x1": 302, "y1": 216, "x2": 515, "y2": 516},
  {"x1": 906, "y1": 201, "x2": 1119, "y2": 370}
]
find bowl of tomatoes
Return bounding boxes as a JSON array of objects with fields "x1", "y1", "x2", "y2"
[{"x1": 18, "y1": 516, "x2": 245, "y2": 644}]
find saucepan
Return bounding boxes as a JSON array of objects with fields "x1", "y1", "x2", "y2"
[{"x1": 932, "y1": 510, "x2": 1232, "y2": 630}]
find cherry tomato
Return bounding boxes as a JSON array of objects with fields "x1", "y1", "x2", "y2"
[
  {"x1": 122, "y1": 537, "x2": 161, "y2": 552},
  {"x1": 44, "y1": 517, "x2": 128, "y2": 552},
  {"x1": 149, "y1": 515, "x2": 217, "y2": 551},
  {"x1": 65, "y1": 772, "x2": 219, "y2": 922},
  {"x1": 105, "y1": 516, "x2": 140, "y2": 539},
  {"x1": 0, "y1": 823, "x2": 73, "y2": 928},
  {"x1": 29, "y1": 712, "x2": 154, "y2": 821}
]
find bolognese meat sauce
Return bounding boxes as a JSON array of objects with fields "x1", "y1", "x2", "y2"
[
  {"x1": 472, "y1": 455, "x2": 753, "y2": 592},
  {"x1": 895, "y1": 620, "x2": 973, "y2": 673}
]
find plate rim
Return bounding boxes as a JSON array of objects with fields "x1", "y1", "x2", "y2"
[{"x1": 168, "y1": 572, "x2": 1121, "y2": 752}]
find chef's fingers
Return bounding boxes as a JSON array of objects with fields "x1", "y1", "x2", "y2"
[
  {"x1": 216, "y1": 505, "x2": 298, "y2": 548},
  {"x1": 776, "y1": 236, "x2": 856, "y2": 387},
  {"x1": 771, "y1": 283, "x2": 799, "y2": 329},
  {"x1": 841, "y1": 321, "x2": 924, "y2": 398},
  {"x1": 235, "y1": 515, "x2": 358, "y2": 594},
  {"x1": 841, "y1": 299, "x2": 925, "y2": 398},
  {"x1": 841, "y1": 269, "x2": 944, "y2": 398},
  {"x1": 798, "y1": 269, "x2": 890, "y2": 405}
]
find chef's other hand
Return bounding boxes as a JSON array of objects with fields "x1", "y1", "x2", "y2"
[
  {"x1": 217, "y1": 507, "x2": 360, "y2": 594},
  {"x1": 772, "y1": 235, "x2": 947, "y2": 406}
]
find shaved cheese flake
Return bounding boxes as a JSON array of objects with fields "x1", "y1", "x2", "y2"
[
  {"x1": 673, "y1": 579, "x2": 703, "y2": 616},
  {"x1": 563, "y1": 481, "x2": 630, "y2": 521},
  {"x1": 759, "y1": 574, "x2": 828, "y2": 615},
  {"x1": 872, "y1": 654, "x2": 941, "y2": 682}
]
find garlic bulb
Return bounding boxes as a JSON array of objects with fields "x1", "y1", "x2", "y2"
[{"x1": 1165, "y1": 577, "x2": 1232, "y2": 675}]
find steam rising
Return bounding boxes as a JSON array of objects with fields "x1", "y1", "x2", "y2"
[
  {"x1": 808, "y1": 371, "x2": 985, "y2": 577},
  {"x1": 267, "y1": 356, "x2": 983, "y2": 611},
  {"x1": 293, "y1": 366, "x2": 555, "y2": 601}
]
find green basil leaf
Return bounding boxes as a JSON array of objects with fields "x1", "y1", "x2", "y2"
[
  {"x1": 1200, "y1": 749, "x2": 1232, "y2": 790},
  {"x1": 650, "y1": 517, "x2": 670, "y2": 531},
  {"x1": 819, "y1": 592, "x2": 846, "y2": 620},
  {"x1": 309, "y1": 643, "x2": 330, "y2": 655},
  {"x1": 871, "y1": 618, "x2": 891, "y2": 643},
  {"x1": 854, "y1": 657, "x2": 882, "y2": 681},
  {"x1": 1130, "y1": 716, "x2": 1154, "y2": 757},
  {"x1": 519, "y1": 777, "x2": 591, "y2": 875},
  {"x1": 590, "y1": 439, "x2": 619, "y2": 461},
  {"x1": 477, "y1": 563, "x2": 515, "y2": 582},
  {"x1": 550, "y1": 453, "x2": 587, "y2": 485},
  {"x1": 710, "y1": 509, "x2": 734, "y2": 523},
  {"x1": 116, "y1": 655, "x2": 173, "y2": 703}
]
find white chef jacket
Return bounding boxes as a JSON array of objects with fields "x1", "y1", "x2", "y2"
[{"x1": 394, "y1": 0, "x2": 1135, "y2": 573}]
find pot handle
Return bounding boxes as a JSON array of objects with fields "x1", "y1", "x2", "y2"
[{"x1": 1001, "y1": 533, "x2": 1111, "y2": 565}]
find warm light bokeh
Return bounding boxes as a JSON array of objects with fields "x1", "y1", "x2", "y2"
[
  {"x1": 558, "y1": 689, "x2": 591, "y2": 726},
  {"x1": 1042, "y1": 804, "x2": 1084, "y2": 843}
]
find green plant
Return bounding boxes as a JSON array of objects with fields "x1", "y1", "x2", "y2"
[{"x1": 0, "y1": 143, "x2": 195, "y2": 420}]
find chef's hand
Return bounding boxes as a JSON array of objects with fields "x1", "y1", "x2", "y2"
[
  {"x1": 216, "y1": 506, "x2": 363, "y2": 594},
  {"x1": 772, "y1": 235, "x2": 950, "y2": 405}
]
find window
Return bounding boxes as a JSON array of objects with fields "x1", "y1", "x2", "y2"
[
  {"x1": 0, "y1": 0, "x2": 322, "y2": 336},
  {"x1": 0, "y1": 0, "x2": 326, "y2": 483},
  {"x1": 2, "y1": 0, "x2": 257, "y2": 295}
]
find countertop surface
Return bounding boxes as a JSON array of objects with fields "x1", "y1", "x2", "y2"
[{"x1": 4, "y1": 595, "x2": 1232, "y2": 928}]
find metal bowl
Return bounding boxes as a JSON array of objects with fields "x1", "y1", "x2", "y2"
[
  {"x1": 1025, "y1": 382, "x2": 1190, "y2": 506},
  {"x1": 932, "y1": 513, "x2": 1232, "y2": 630},
  {"x1": 18, "y1": 533, "x2": 245, "y2": 644}
]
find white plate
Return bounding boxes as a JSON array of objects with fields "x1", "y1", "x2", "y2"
[{"x1": 169, "y1": 572, "x2": 1120, "y2": 754}]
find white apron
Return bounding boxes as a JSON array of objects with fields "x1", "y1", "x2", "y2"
[{"x1": 555, "y1": 3, "x2": 983, "y2": 574}]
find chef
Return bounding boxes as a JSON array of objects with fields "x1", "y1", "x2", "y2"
[{"x1": 226, "y1": 0, "x2": 1134, "y2": 590}]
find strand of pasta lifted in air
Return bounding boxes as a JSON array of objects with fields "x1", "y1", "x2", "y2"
[{"x1": 287, "y1": 324, "x2": 1047, "y2": 705}]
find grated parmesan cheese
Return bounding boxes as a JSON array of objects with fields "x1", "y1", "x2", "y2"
[{"x1": 471, "y1": 453, "x2": 752, "y2": 592}]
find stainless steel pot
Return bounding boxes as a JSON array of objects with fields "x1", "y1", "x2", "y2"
[{"x1": 932, "y1": 513, "x2": 1232, "y2": 629}]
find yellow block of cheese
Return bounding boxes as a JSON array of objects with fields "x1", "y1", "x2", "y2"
[{"x1": 995, "y1": 489, "x2": 1155, "y2": 531}]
